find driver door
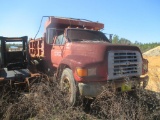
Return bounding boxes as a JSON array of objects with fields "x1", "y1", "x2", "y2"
[{"x1": 51, "y1": 34, "x2": 66, "y2": 67}]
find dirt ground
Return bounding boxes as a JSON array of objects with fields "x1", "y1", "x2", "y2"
[
  {"x1": 143, "y1": 46, "x2": 160, "y2": 56},
  {"x1": 143, "y1": 47, "x2": 160, "y2": 92}
]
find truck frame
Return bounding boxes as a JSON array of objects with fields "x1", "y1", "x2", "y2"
[{"x1": 0, "y1": 36, "x2": 40, "y2": 90}]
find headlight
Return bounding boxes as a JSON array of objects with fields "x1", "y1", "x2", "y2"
[
  {"x1": 76, "y1": 68, "x2": 97, "y2": 77},
  {"x1": 76, "y1": 68, "x2": 88, "y2": 77},
  {"x1": 88, "y1": 68, "x2": 96, "y2": 76}
]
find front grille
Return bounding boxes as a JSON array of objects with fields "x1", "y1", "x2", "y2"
[
  {"x1": 108, "y1": 50, "x2": 142, "y2": 80},
  {"x1": 114, "y1": 52, "x2": 137, "y2": 63}
]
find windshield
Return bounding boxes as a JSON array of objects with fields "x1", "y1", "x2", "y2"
[{"x1": 67, "y1": 29, "x2": 110, "y2": 42}]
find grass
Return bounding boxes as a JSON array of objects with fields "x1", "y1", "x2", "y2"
[{"x1": 0, "y1": 76, "x2": 160, "y2": 120}]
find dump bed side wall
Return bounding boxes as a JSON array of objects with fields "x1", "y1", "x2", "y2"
[
  {"x1": 29, "y1": 38, "x2": 52, "y2": 61},
  {"x1": 29, "y1": 38, "x2": 45, "y2": 58}
]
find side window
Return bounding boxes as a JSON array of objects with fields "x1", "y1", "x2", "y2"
[
  {"x1": 55, "y1": 34, "x2": 65, "y2": 45},
  {"x1": 47, "y1": 28, "x2": 57, "y2": 44},
  {"x1": 46, "y1": 28, "x2": 65, "y2": 45}
]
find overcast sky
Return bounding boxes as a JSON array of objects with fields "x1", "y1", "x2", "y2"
[{"x1": 0, "y1": 0, "x2": 159, "y2": 43}]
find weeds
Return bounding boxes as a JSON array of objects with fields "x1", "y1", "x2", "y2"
[
  {"x1": 91, "y1": 89, "x2": 160, "y2": 120},
  {"x1": 0, "y1": 76, "x2": 160, "y2": 120}
]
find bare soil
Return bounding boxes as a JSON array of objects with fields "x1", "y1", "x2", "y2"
[
  {"x1": 143, "y1": 46, "x2": 160, "y2": 56},
  {"x1": 143, "y1": 56, "x2": 160, "y2": 92},
  {"x1": 143, "y1": 46, "x2": 160, "y2": 92}
]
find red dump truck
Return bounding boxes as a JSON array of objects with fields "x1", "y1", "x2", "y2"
[{"x1": 28, "y1": 16, "x2": 148, "y2": 106}]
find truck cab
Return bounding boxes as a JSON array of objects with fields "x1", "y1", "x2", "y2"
[{"x1": 50, "y1": 28, "x2": 110, "y2": 67}]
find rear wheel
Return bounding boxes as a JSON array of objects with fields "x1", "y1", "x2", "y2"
[{"x1": 60, "y1": 68, "x2": 78, "y2": 106}]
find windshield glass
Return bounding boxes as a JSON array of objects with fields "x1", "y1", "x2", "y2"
[{"x1": 67, "y1": 29, "x2": 110, "y2": 42}]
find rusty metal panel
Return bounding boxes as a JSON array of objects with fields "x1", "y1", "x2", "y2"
[
  {"x1": 45, "y1": 17, "x2": 104, "y2": 30},
  {"x1": 29, "y1": 39, "x2": 45, "y2": 58}
]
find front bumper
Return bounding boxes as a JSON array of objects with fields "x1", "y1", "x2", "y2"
[{"x1": 78, "y1": 75, "x2": 149, "y2": 97}]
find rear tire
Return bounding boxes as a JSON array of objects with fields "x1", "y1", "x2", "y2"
[{"x1": 60, "y1": 68, "x2": 79, "y2": 106}]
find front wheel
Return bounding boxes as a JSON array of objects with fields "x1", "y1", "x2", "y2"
[{"x1": 60, "y1": 68, "x2": 79, "y2": 106}]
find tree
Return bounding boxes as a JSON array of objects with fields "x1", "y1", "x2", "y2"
[
  {"x1": 112, "y1": 35, "x2": 119, "y2": 44},
  {"x1": 119, "y1": 38, "x2": 131, "y2": 45}
]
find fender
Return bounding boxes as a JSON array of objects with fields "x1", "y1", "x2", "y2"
[
  {"x1": 59, "y1": 54, "x2": 104, "y2": 69},
  {"x1": 57, "y1": 54, "x2": 104, "y2": 81}
]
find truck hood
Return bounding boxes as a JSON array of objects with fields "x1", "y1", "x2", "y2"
[{"x1": 70, "y1": 41, "x2": 141, "y2": 61}]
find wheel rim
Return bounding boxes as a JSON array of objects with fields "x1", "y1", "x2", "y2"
[{"x1": 62, "y1": 76, "x2": 71, "y2": 102}]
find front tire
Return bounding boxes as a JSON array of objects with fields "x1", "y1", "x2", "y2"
[{"x1": 60, "y1": 68, "x2": 78, "y2": 106}]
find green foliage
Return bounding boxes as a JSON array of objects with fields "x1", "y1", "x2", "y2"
[
  {"x1": 112, "y1": 35, "x2": 119, "y2": 44},
  {"x1": 112, "y1": 35, "x2": 131, "y2": 45},
  {"x1": 111, "y1": 34, "x2": 160, "y2": 53},
  {"x1": 119, "y1": 38, "x2": 131, "y2": 45},
  {"x1": 133, "y1": 42, "x2": 160, "y2": 53}
]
